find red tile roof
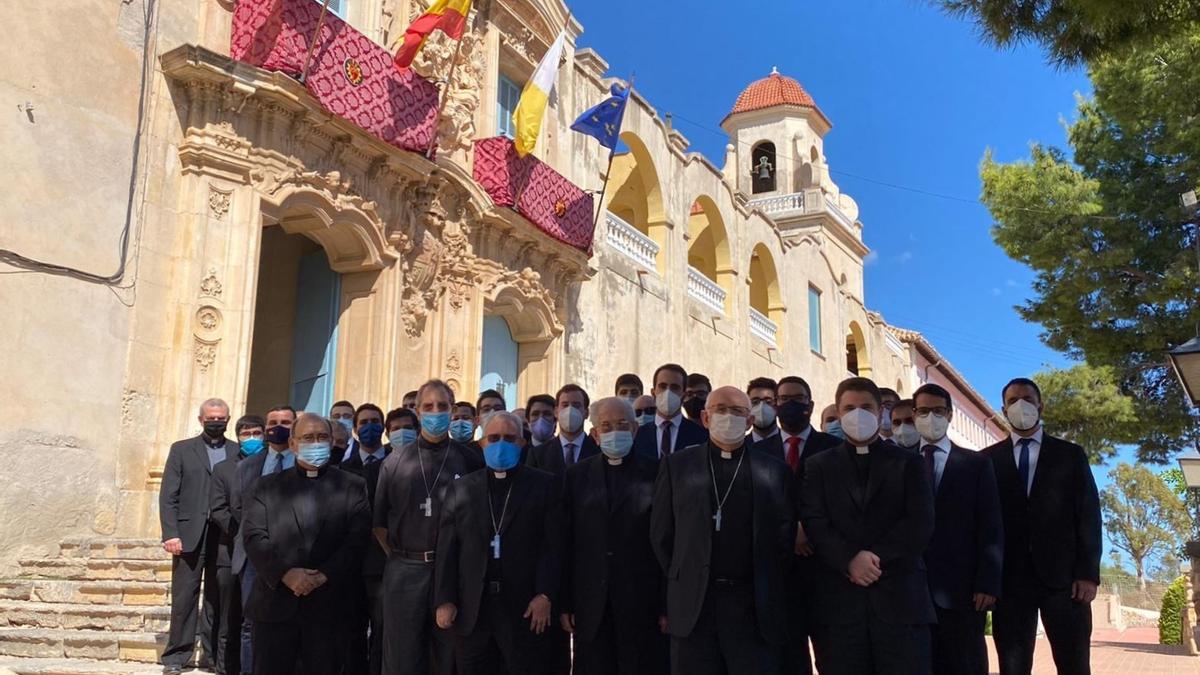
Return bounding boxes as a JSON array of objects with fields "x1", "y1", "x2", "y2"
[{"x1": 727, "y1": 69, "x2": 829, "y2": 126}]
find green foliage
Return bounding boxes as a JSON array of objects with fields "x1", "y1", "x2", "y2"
[
  {"x1": 1158, "y1": 575, "x2": 1187, "y2": 645},
  {"x1": 1032, "y1": 364, "x2": 1137, "y2": 462},
  {"x1": 1162, "y1": 467, "x2": 1200, "y2": 541},
  {"x1": 978, "y1": 25, "x2": 1200, "y2": 462},
  {"x1": 1101, "y1": 463, "x2": 1192, "y2": 587},
  {"x1": 936, "y1": 0, "x2": 1200, "y2": 66}
]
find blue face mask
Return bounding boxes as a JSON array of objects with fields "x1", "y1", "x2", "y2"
[
  {"x1": 484, "y1": 440, "x2": 522, "y2": 471},
  {"x1": 336, "y1": 417, "x2": 354, "y2": 433},
  {"x1": 388, "y1": 428, "x2": 417, "y2": 447},
  {"x1": 449, "y1": 419, "x2": 474, "y2": 442},
  {"x1": 298, "y1": 442, "x2": 331, "y2": 468},
  {"x1": 357, "y1": 422, "x2": 384, "y2": 447},
  {"x1": 599, "y1": 430, "x2": 634, "y2": 459},
  {"x1": 531, "y1": 417, "x2": 556, "y2": 442},
  {"x1": 636, "y1": 413, "x2": 655, "y2": 427},
  {"x1": 825, "y1": 420, "x2": 845, "y2": 441},
  {"x1": 421, "y1": 411, "x2": 451, "y2": 438},
  {"x1": 240, "y1": 437, "x2": 265, "y2": 456}
]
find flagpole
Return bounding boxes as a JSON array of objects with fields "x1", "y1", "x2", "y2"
[
  {"x1": 299, "y1": 0, "x2": 335, "y2": 84},
  {"x1": 425, "y1": 22, "x2": 470, "y2": 159},
  {"x1": 590, "y1": 73, "x2": 634, "y2": 233}
]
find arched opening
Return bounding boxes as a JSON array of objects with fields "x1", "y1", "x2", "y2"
[
  {"x1": 686, "y1": 196, "x2": 733, "y2": 313},
  {"x1": 481, "y1": 286, "x2": 561, "y2": 408},
  {"x1": 846, "y1": 321, "x2": 871, "y2": 378},
  {"x1": 605, "y1": 131, "x2": 668, "y2": 274},
  {"x1": 751, "y1": 141, "x2": 777, "y2": 194},
  {"x1": 797, "y1": 145, "x2": 819, "y2": 191},
  {"x1": 748, "y1": 244, "x2": 785, "y2": 346}
]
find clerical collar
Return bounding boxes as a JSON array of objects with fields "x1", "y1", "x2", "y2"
[
  {"x1": 295, "y1": 463, "x2": 326, "y2": 478},
  {"x1": 605, "y1": 457, "x2": 624, "y2": 466},
  {"x1": 855, "y1": 445, "x2": 870, "y2": 455},
  {"x1": 709, "y1": 441, "x2": 745, "y2": 460},
  {"x1": 203, "y1": 435, "x2": 226, "y2": 448}
]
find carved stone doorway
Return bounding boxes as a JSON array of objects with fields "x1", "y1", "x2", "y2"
[{"x1": 481, "y1": 285, "x2": 561, "y2": 407}]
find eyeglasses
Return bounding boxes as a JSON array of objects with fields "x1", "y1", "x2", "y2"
[
  {"x1": 295, "y1": 433, "x2": 332, "y2": 443},
  {"x1": 914, "y1": 407, "x2": 950, "y2": 418},
  {"x1": 710, "y1": 405, "x2": 750, "y2": 417},
  {"x1": 635, "y1": 407, "x2": 656, "y2": 416}
]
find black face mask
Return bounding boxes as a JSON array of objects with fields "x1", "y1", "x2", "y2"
[
  {"x1": 776, "y1": 400, "x2": 812, "y2": 432},
  {"x1": 682, "y1": 396, "x2": 706, "y2": 420},
  {"x1": 202, "y1": 420, "x2": 228, "y2": 438},
  {"x1": 265, "y1": 425, "x2": 291, "y2": 446}
]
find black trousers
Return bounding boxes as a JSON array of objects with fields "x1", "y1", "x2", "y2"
[
  {"x1": 574, "y1": 597, "x2": 668, "y2": 675},
  {"x1": 670, "y1": 583, "x2": 780, "y2": 675},
  {"x1": 381, "y1": 557, "x2": 454, "y2": 675},
  {"x1": 254, "y1": 618, "x2": 340, "y2": 675},
  {"x1": 783, "y1": 556, "x2": 817, "y2": 675},
  {"x1": 162, "y1": 526, "x2": 220, "y2": 668},
  {"x1": 930, "y1": 606, "x2": 986, "y2": 675},
  {"x1": 993, "y1": 585, "x2": 1092, "y2": 675},
  {"x1": 812, "y1": 617, "x2": 929, "y2": 675},
  {"x1": 546, "y1": 617, "x2": 571, "y2": 675},
  {"x1": 216, "y1": 563, "x2": 241, "y2": 675},
  {"x1": 345, "y1": 574, "x2": 383, "y2": 675},
  {"x1": 456, "y1": 588, "x2": 548, "y2": 675}
]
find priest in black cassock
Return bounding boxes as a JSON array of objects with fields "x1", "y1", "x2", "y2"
[
  {"x1": 434, "y1": 411, "x2": 565, "y2": 675},
  {"x1": 561, "y1": 397, "x2": 667, "y2": 675},
  {"x1": 650, "y1": 386, "x2": 793, "y2": 675},
  {"x1": 241, "y1": 413, "x2": 371, "y2": 675}
]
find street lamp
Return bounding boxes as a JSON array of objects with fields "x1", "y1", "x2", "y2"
[
  {"x1": 1171, "y1": 336, "x2": 1200, "y2": 408},
  {"x1": 1180, "y1": 449, "x2": 1200, "y2": 489}
]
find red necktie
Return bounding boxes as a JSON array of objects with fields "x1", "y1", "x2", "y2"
[{"x1": 785, "y1": 436, "x2": 802, "y2": 472}]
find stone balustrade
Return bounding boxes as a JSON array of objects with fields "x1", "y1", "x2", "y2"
[
  {"x1": 605, "y1": 211, "x2": 659, "y2": 271},
  {"x1": 687, "y1": 266, "x2": 726, "y2": 313}
]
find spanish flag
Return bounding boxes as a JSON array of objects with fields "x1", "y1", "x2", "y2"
[
  {"x1": 512, "y1": 29, "x2": 567, "y2": 157},
  {"x1": 393, "y1": 0, "x2": 471, "y2": 71}
]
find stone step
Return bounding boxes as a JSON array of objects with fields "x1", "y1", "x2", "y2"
[
  {"x1": 57, "y1": 539, "x2": 167, "y2": 562},
  {"x1": 0, "y1": 580, "x2": 168, "y2": 607},
  {"x1": 17, "y1": 559, "x2": 172, "y2": 583},
  {"x1": 0, "y1": 601, "x2": 170, "y2": 634},
  {"x1": 0, "y1": 655, "x2": 168, "y2": 674},
  {"x1": 0, "y1": 628, "x2": 164, "y2": 666}
]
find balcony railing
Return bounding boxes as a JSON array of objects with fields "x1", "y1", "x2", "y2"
[
  {"x1": 687, "y1": 266, "x2": 726, "y2": 313},
  {"x1": 605, "y1": 211, "x2": 659, "y2": 272},
  {"x1": 748, "y1": 192, "x2": 805, "y2": 216},
  {"x1": 749, "y1": 307, "x2": 778, "y2": 346}
]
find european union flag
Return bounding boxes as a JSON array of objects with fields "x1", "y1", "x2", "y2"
[{"x1": 570, "y1": 83, "x2": 630, "y2": 151}]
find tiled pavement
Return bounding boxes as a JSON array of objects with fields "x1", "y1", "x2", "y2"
[{"x1": 986, "y1": 627, "x2": 1199, "y2": 674}]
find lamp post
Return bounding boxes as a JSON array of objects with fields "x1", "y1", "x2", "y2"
[
  {"x1": 1180, "y1": 450, "x2": 1200, "y2": 654},
  {"x1": 1175, "y1": 191, "x2": 1200, "y2": 405}
]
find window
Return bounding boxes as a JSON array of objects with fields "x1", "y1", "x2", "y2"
[
  {"x1": 497, "y1": 75, "x2": 522, "y2": 139},
  {"x1": 751, "y1": 141, "x2": 777, "y2": 194},
  {"x1": 808, "y1": 286, "x2": 822, "y2": 353},
  {"x1": 313, "y1": 0, "x2": 346, "y2": 17}
]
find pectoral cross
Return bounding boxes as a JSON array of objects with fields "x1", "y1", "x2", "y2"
[
  {"x1": 491, "y1": 534, "x2": 501, "y2": 559},
  {"x1": 420, "y1": 497, "x2": 433, "y2": 518},
  {"x1": 713, "y1": 509, "x2": 723, "y2": 532}
]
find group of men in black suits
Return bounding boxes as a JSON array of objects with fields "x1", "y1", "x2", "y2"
[{"x1": 159, "y1": 366, "x2": 1100, "y2": 675}]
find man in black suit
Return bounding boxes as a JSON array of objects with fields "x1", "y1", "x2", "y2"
[
  {"x1": 633, "y1": 364, "x2": 708, "y2": 462},
  {"x1": 340, "y1": 403, "x2": 390, "y2": 675},
  {"x1": 650, "y1": 386, "x2": 793, "y2": 675},
  {"x1": 888, "y1": 399, "x2": 921, "y2": 451},
  {"x1": 751, "y1": 375, "x2": 841, "y2": 675},
  {"x1": 452, "y1": 401, "x2": 478, "y2": 444},
  {"x1": 614, "y1": 373, "x2": 644, "y2": 402},
  {"x1": 160, "y1": 398, "x2": 239, "y2": 674},
  {"x1": 910, "y1": 383, "x2": 1003, "y2": 675},
  {"x1": 242, "y1": 412, "x2": 371, "y2": 674},
  {"x1": 527, "y1": 393, "x2": 558, "y2": 451},
  {"x1": 682, "y1": 372, "x2": 712, "y2": 422},
  {"x1": 434, "y1": 411, "x2": 565, "y2": 675},
  {"x1": 209, "y1": 414, "x2": 265, "y2": 675},
  {"x1": 562, "y1": 397, "x2": 666, "y2": 675},
  {"x1": 801, "y1": 377, "x2": 936, "y2": 675},
  {"x1": 529, "y1": 384, "x2": 601, "y2": 479},
  {"x1": 984, "y1": 377, "x2": 1101, "y2": 675},
  {"x1": 877, "y1": 387, "x2": 901, "y2": 445},
  {"x1": 746, "y1": 377, "x2": 780, "y2": 444},
  {"x1": 375, "y1": 380, "x2": 484, "y2": 675}
]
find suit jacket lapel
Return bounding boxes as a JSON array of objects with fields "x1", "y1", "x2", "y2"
[
  {"x1": 864, "y1": 443, "x2": 887, "y2": 508},
  {"x1": 834, "y1": 445, "x2": 865, "y2": 511},
  {"x1": 748, "y1": 449, "x2": 764, "y2": 546},
  {"x1": 1028, "y1": 435, "x2": 1053, "y2": 499},
  {"x1": 993, "y1": 439, "x2": 1023, "y2": 498},
  {"x1": 938, "y1": 446, "x2": 965, "y2": 503},
  {"x1": 192, "y1": 436, "x2": 213, "y2": 475},
  {"x1": 589, "y1": 457, "x2": 613, "y2": 514}
]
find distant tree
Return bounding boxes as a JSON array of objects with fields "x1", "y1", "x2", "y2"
[
  {"x1": 1101, "y1": 463, "x2": 1192, "y2": 588},
  {"x1": 977, "y1": 23, "x2": 1200, "y2": 462},
  {"x1": 936, "y1": 0, "x2": 1200, "y2": 65},
  {"x1": 1162, "y1": 467, "x2": 1200, "y2": 541},
  {"x1": 1032, "y1": 364, "x2": 1137, "y2": 463}
]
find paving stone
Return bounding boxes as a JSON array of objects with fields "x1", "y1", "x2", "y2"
[{"x1": 0, "y1": 602, "x2": 170, "y2": 633}]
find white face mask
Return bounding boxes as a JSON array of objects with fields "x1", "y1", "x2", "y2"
[
  {"x1": 708, "y1": 413, "x2": 749, "y2": 446},
  {"x1": 559, "y1": 406, "x2": 584, "y2": 435},
  {"x1": 1005, "y1": 399, "x2": 1040, "y2": 431},
  {"x1": 879, "y1": 405, "x2": 894, "y2": 432},
  {"x1": 915, "y1": 413, "x2": 949, "y2": 443},
  {"x1": 893, "y1": 423, "x2": 920, "y2": 448},
  {"x1": 840, "y1": 408, "x2": 880, "y2": 444},
  {"x1": 656, "y1": 389, "x2": 681, "y2": 417},
  {"x1": 752, "y1": 402, "x2": 776, "y2": 430}
]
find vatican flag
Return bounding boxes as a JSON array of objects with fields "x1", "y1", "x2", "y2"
[{"x1": 512, "y1": 29, "x2": 567, "y2": 157}]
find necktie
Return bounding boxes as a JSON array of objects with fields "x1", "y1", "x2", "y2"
[
  {"x1": 922, "y1": 445, "x2": 937, "y2": 491},
  {"x1": 364, "y1": 454, "x2": 379, "y2": 467},
  {"x1": 564, "y1": 443, "x2": 576, "y2": 466},
  {"x1": 785, "y1": 437, "x2": 802, "y2": 472},
  {"x1": 660, "y1": 421, "x2": 673, "y2": 458},
  {"x1": 271, "y1": 453, "x2": 283, "y2": 474},
  {"x1": 1017, "y1": 438, "x2": 1032, "y2": 495}
]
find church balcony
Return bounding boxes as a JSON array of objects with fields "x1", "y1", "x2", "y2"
[
  {"x1": 748, "y1": 189, "x2": 865, "y2": 248},
  {"x1": 748, "y1": 191, "x2": 805, "y2": 216},
  {"x1": 749, "y1": 307, "x2": 779, "y2": 347},
  {"x1": 605, "y1": 211, "x2": 659, "y2": 272},
  {"x1": 687, "y1": 266, "x2": 726, "y2": 314}
]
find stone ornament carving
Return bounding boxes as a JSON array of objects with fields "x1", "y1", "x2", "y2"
[
  {"x1": 200, "y1": 268, "x2": 223, "y2": 299},
  {"x1": 194, "y1": 305, "x2": 223, "y2": 338},
  {"x1": 194, "y1": 340, "x2": 218, "y2": 373},
  {"x1": 413, "y1": 28, "x2": 484, "y2": 161},
  {"x1": 208, "y1": 186, "x2": 232, "y2": 219},
  {"x1": 445, "y1": 350, "x2": 461, "y2": 373},
  {"x1": 400, "y1": 181, "x2": 476, "y2": 336},
  {"x1": 252, "y1": 168, "x2": 380, "y2": 221}
]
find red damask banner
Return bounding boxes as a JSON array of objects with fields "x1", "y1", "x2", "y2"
[
  {"x1": 473, "y1": 137, "x2": 596, "y2": 253},
  {"x1": 230, "y1": 0, "x2": 439, "y2": 154}
]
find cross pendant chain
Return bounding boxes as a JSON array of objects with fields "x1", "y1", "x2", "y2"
[
  {"x1": 490, "y1": 534, "x2": 501, "y2": 559},
  {"x1": 420, "y1": 497, "x2": 432, "y2": 518},
  {"x1": 713, "y1": 509, "x2": 723, "y2": 532},
  {"x1": 708, "y1": 448, "x2": 746, "y2": 533}
]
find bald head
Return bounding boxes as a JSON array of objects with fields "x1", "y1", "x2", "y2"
[
  {"x1": 589, "y1": 397, "x2": 637, "y2": 434},
  {"x1": 481, "y1": 411, "x2": 524, "y2": 448},
  {"x1": 701, "y1": 386, "x2": 753, "y2": 450},
  {"x1": 706, "y1": 385, "x2": 751, "y2": 412}
]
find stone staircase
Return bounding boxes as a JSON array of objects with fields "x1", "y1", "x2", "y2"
[{"x1": 0, "y1": 538, "x2": 171, "y2": 674}]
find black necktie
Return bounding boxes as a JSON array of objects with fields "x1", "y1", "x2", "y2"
[
  {"x1": 564, "y1": 443, "x2": 576, "y2": 466},
  {"x1": 660, "y1": 421, "x2": 673, "y2": 457},
  {"x1": 365, "y1": 454, "x2": 379, "y2": 467},
  {"x1": 922, "y1": 445, "x2": 937, "y2": 491}
]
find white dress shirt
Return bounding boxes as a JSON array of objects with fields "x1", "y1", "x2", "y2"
[
  {"x1": 559, "y1": 431, "x2": 586, "y2": 463},
  {"x1": 921, "y1": 435, "x2": 953, "y2": 491},
  {"x1": 655, "y1": 412, "x2": 685, "y2": 457},
  {"x1": 751, "y1": 427, "x2": 781, "y2": 444},
  {"x1": 358, "y1": 445, "x2": 387, "y2": 465},
  {"x1": 262, "y1": 447, "x2": 296, "y2": 476},
  {"x1": 1010, "y1": 427, "x2": 1044, "y2": 494}
]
